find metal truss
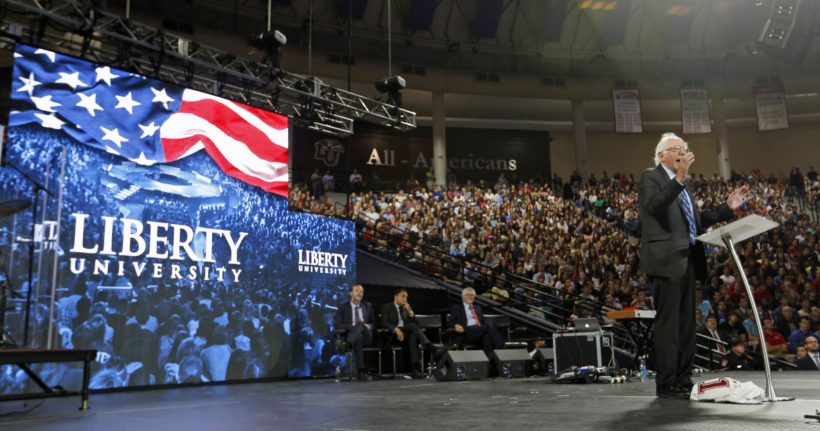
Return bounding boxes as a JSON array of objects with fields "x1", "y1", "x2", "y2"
[{"x1": 0, "y1": 0, "x2": 416, "y2": 136}]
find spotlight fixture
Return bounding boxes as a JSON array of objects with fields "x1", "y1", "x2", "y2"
[
  {"x1": 374, "y1": 75, "x2": 406, "y2": 108},
  {"x1": 250, "y1": 29, "x2": 287, "y2": 68}
]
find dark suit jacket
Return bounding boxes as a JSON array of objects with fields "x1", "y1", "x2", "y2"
[
  {"x1": 449, "y1": 302, "x2": 485, "y2": 328},
  {"x1": 380, "y1": 302, "x2": 418, "y2": 331},
  {"x1": 639, "y1": 165, "x2": 735, "y2": 280},
  {"x1": 333, "y1": 301, "x2": 376, "y2": 331},
  {"x1": 697, "y1": 327, "x2": 727, "y2": 357},
  {"x1": 795, "y1": 354, "x2": 819, "y2": 371}
]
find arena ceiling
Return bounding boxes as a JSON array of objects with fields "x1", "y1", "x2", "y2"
[{"x1": 117, "y1": 0, "x2": 820, "y2": 79}]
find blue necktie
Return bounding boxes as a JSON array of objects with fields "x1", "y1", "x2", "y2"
[{"x1": 679, "y1": 189, "x2": 697, "y2": 245}]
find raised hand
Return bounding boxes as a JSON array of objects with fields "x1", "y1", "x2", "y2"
[
  {"x1": 727, "y1": 185, "x2": 752, "y2": 210},
  {"x1": 675, "y1": 151, "x2": 695, "y2": 182}
]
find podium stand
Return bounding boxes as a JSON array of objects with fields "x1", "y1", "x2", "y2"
[{"x1": 697, "y1": 214, "x2": 794, "y2": 402}]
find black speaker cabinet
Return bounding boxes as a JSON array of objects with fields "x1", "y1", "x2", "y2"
[
  {"x1": 552, "y1": 331, "x2": 614, "y2": 374},
  {"x1": 434, "y1": 350, "x2": 489, "y2": 381},
  {"x1": 532, "y1": 348, "x2": 554, "y2": 375},
  {"x1": 491, "y1": 349, "x2": 533, "y2": 378}
]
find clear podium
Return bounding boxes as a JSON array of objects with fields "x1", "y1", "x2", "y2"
[{"x1": 697, "y1": 214, "x2": 794, "y2": 402}]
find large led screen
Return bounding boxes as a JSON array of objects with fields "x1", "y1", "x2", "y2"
[{"x1": 0, "y1": 44, "x2": 356, "y2": 392}]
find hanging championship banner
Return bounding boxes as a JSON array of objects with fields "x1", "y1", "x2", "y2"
[
  {"x1": 680, "y1": 88, "x2": 711, "y2": 134},
  {"x1": 754, "y1": 85, "x2": 789, "y2": 131},
  {"x1": 612, "y1": 88, "x2": 642, "y2": 133}
]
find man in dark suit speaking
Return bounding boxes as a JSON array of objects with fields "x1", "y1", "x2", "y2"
[
  {"x1": 639, "y1": 133, "x2": 750, "y2": 399},
  {"x1": 381, "y1": 289, "x2": 432, "y2": 378},
  {"x1": 448, "y1": 287, "x2": 505, "y2": 358},
  {"x1": 334, "y1": 283, "x2": 376, "y2": 380}
]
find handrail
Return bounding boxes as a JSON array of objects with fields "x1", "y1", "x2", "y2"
[
  {"x1": 358, "y1": 215, "x2": 612, "y2": 317},
  {"x1": 355, "y1": 215, "x2": 637, "y2": 353}
]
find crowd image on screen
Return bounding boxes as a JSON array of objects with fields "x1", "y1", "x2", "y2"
[
  {"x1": 0, "y1": 125, "x2": 356, "y2": 393},
  {"x1": 292, "y1": 164, "x2": 818, "y2": 368}
]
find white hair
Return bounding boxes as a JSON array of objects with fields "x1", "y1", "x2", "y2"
[
  {"x1": 462, "y1": 287, "x2": 476, "y2": 296},
  {"x1": 653, "y1": 132, "x2": 683, "y2": 165}
]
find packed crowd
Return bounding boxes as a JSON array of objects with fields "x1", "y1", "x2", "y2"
[{"x1": 292, "y1": 165, "x2": 819, "y2": 367}]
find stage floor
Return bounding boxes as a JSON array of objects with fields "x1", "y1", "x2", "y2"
[{"x1": 1, "y1": 372, "x2": 819, "y2": 431}]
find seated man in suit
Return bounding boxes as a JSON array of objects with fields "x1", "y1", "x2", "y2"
[
  {"x1": 333, "y1": 283, "x2": 376, "y2": 380},
  {"x1": 795, "y1": 335, "x2": 820, "y2": 371},
  {"x1": 697, "y1": 314, "x2": 728, "y2": 362},
  {"x1": 381, "y1": 289, "x2": 432, "y2": 378},
  {"x1": 448, "y1": 287, "x2": 505, "y2": 358}
]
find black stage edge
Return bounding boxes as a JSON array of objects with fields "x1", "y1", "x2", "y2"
[{"x1": 0, "y1": 371, "x2": 818, "y2": 430}]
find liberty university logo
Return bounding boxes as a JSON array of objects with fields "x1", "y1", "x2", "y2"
[{"x1": 314, "y1": 139, "x2": 345, "y2": 167}]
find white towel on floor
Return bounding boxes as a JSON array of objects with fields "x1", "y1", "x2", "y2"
[{"x1": 690, "y1": 377, "x2": 765, "y2": 404}]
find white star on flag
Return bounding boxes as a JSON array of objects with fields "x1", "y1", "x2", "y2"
[
  {"x1": 76, "y1": 93, "x2": 103, "y2": 117},
  {"x1": 34, "y1": 113, "x2": 64, "y2": 130},
  {"x1": 17, "y1": 72, "x2": 41, "y2": 96},
  {"x1": 31, "y1": 95, "x2": 61, "y2": 112},
  {"x1": 138, "y1": 121, "x2": 160, "y2": 138},
  {"x1": 95, "y1": 66, "x2": 120, "y2": 86},
  {"x1": 56, "y1": 72, "x2": 87, "y2": 90},
  {"x1": 115, "y1": 92, "x2": 141, "y2": 115},
  {"x1": 150, "y1": 87, "x2": 175, "y2": 110},
  {"x1": 34, "y1": 48, "x2": 56, "y2": 62},
  {"x1": 133, "y1": 152, "x2": 157, "y2": 166},
  {"x1": 100, "y1": 126, "x2": 128, "y2": 147}
]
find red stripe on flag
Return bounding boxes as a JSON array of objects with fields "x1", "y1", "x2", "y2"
[
  {"x1": 162, "y1": 136, "x2": 200, "y2": 162},
  {"x1": 162, "y1": 136, "x2": 288, "y2": 198},
  {"x1": 178, "y1": 98, "x2": 288, "y2": 163}
]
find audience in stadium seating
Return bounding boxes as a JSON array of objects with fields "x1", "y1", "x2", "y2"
[{"x1": 291, "y1": 165, "x2": 818, "y2": 369}]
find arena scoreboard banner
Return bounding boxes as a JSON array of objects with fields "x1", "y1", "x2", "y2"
[
  {"x1": 0, "y1": 43, "x2": 356, "y2": 390},
  {"x1": 291, "y1": 123, "x2": 551, "y2": 189}
]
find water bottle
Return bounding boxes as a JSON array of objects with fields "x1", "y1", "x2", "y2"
[
  {"x1": 503, "y1": 364, "x2": 512, "y2": 379},
  {"x1": 639, "y1": 356, "x2": 647, "y2": 383},
  {"x1": 335, "y1": 365, "x2": 341, "y2": 383}
]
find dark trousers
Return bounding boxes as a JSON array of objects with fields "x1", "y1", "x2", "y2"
[
  {"x1": 459, "y1": 325, "x2": 506, "y2": 357},
  {"x1": 346, "y1": 323, "x2": 373, "y2": 371},
  {"x1": 651, "y1": 261, "x2": 696, "y2": 389},
  {"x1": 392, "y1": 324, "x2": 431, "y2": 366}
]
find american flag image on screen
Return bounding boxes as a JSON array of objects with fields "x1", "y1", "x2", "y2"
[{"x1": 9, "y1": 43, "x2": 289, "y2": 197}]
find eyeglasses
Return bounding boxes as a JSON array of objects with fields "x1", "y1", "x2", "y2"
[{"x1": 663, "y1": 146, "x2": 690, "y2": 153}]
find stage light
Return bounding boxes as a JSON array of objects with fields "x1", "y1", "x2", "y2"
[
  {"x1": 374, "y1": 75, "x2": 406, "y2": 109},
  {"x1": 250, "y1": 29, "x2": 287, "y2": 68}
]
